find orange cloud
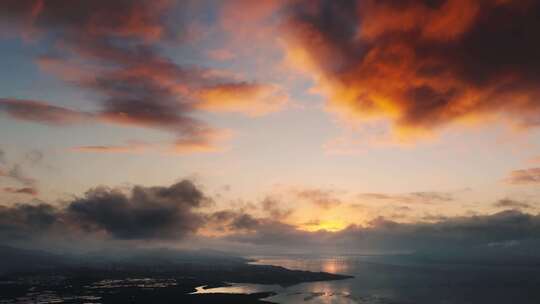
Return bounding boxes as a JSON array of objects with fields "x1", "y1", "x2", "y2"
[
  {"x1": 195, "y1": 83, "x2": 288, "y2": 116},
  {"x1": 171, "y1": 128, "x2": 232, "y2": 155},
  {"x1": 282, "y1": 0, "x2": 540, "y2": 140}
]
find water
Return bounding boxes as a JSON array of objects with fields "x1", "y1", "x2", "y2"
[{"x1": 196, "y1": 255, "x2": 540, "y2": 304}]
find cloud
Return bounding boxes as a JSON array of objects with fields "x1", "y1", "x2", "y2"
[
  {"x1": 0, "y1": 203, "x2": 59, "y2": 241},
  {"x1": 0, "y1": 179, "x2": 212, "y2": 243},
  {"x1": 0, "y1": 150, "x2": 41, "y2": 196},
  {"x1": 24, "y1": 150, "x2": 43, "y2": 165},
  {"x1": 493, "y1": 198, "x2": 533, "y2": 210},
  {"x1": 2, "y1": 164, "x2": 37, "y2": 187},
  {"x1": 0, "y1": 0, "x2": 283, "y2": 154},
  {"x1": 68, "y1": 180, "x2": 207, "y2": 239},
  {"x1": 222, "y1": 209, "x2": 540, "y2": 257},
  {"x1": 0, "y1": 98, "x2": 91, "y2": 126},
  {"x1": 295, "y1": 189, "x2": 342, "y2": 209},
  {"x1": 195, "y1": 83, "x2": 288, "y2": 116},
  {"x1": 70, "y1": 141, "x2": 150, "y2": 154},
  {"x1": 282, "y1": 0, "x2": 540, "y2": 140},
  {"x1": 505, "y1": 168, "x2": 540, "y2": 185},
  {"x1": 347, "y1": 210, "x2": 540, "y2": 253},
  {"x1": 261, "y1": 197, "x2": 292, "y2": 219},
  {"x1": 358, "y1": 191, "x2": 453, "y2": 204},
  {"x1": 3, "y1": 187, "x2": 38, "y2": 196},
  {"x1": 171, "y1": 128, "x2": 232, "y2": 155},
  {"x1": 203, "y1": 210, "x2": 263, "y2": 234},
  {"x1": 0, "y1": 179, "x2": 294, "y2": 245},
  {"x1": 2, "y1": 178, "x2": 540, "y2": 258},
  {"x1": 0, "y1": 0, "x2": 172, "y2": 41}
]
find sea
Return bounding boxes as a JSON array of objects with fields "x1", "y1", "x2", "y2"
[{"x1": 194, "y1": 254, "x2": 540, "y2": 304}]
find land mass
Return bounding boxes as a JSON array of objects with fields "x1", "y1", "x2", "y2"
[{"x1": 0, "y1": 246, "x2": 352, "y2": 303}]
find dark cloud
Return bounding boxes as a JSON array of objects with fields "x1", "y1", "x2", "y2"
[
  {"x1": 0, "y1": 203, "x2": 59, "y2": 241},
  {"x1": 261, "y1": 197, "x2": 292, "y2": 219},
  {"x1": 346, "y1": 210, "x2": 540, "y2": 253},
  {"x1": 0, "y1": 99, "x2": 91, "y2": 126},
  {"x1": 229, "y1": 213, "x2": 261, "y2": 231},
  {"x1": 0, "y1": 180, "x2": 210, "y2": 243},
  {"x1": 225, "y1": 220, "x2": 329, "y2": 247},
  {"x1": 223, "y1": 209, "x2": 540, "y2": 256},
  {"x1": 505, "y1": 168, "x2": 540, "y2": 185},
  {"x1": 421, "y1": 213, "x2": 449, "y2": 222},
  {"x1": 68, "y1": 180, "x2": 206, "y2": 239},
  {"x1": 283, "y1": 0, "x2": 540, "y2": 138},
  {"x1": 493, "y1": 198, "x2": 533, "y2": 210},
  {"x1": 205, "y1": 210, "x2": 262, "y2": 232}
]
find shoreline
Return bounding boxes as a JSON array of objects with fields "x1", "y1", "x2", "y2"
[{"x1": 0, "y1": 259, "x2": 353, "y2": 304}]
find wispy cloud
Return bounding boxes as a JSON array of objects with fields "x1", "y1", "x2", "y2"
[
  {"x1": 0, "y1": 0, "x2": 286, "y2": 154},
  {"x1": 493, "y1": 198, "x2": 533, "y2": 210},
  {"x1": 504, "y1": 168, "x2": 540, "y2": 185},
  {"x1": 358, "y1": 191, "x2": 453, "y2": 204},
  {"x1": 3, "y1": 187, "x2": 38, "y2": 196},
  {"x1": 295, "y1": 188, "x2": 342, "y2": 209},
  {"x1": 0, "y1": 99, "x2": 92, "y2": 126}
]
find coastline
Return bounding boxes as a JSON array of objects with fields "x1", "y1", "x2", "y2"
[{"x1": 0, "y1": 254, "x2": 353, "y2": 304}]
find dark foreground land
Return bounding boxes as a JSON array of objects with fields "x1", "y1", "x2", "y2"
[{"x1": 0, "y1": 246, "x2": 352, "y2": 303}]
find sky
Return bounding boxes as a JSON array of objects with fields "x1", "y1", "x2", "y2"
[{"x1": 1, "y1": 0, "x2": 540, "y2": 255}]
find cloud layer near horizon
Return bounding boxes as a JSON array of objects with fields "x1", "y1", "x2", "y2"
[{"x1": 1, "y1": 179, "x2": 539, "y2": 257}]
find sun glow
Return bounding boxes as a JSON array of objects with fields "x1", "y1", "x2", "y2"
[{"x1": 300, "y1": 219, "x2": 347, "y2": 232}]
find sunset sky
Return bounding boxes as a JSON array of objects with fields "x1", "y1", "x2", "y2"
[{"x1": 2, "y1": 0, "x2": 540, "y2": 253}]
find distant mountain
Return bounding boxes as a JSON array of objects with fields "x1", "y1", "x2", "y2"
[
  {"x1": 0, "y1": 245, "x2": 70, "y2": 275},
  {"x1": 0, "y1": 246, "x2": 249, "y2": 275}
]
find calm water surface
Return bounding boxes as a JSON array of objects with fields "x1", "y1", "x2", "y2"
[{"x1": 196, "y1": 255, "x2": 540, "y2": 304}]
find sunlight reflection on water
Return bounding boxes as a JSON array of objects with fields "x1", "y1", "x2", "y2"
[
  {"x1": 250, "y1": 256, "x2": 354, "y2": 274},
  {"x1": 195, "y1": 255, "x2": 540, "y2": 304},
  {"x1": 193, "y1": 256, "x2": 364, "y2": 303},
  {"x1": 191, "y1": 283, "x2": 279, "y2": 294},
  {"x1": 192, "y1": 282, "x2": 360, "y2": 304}
]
